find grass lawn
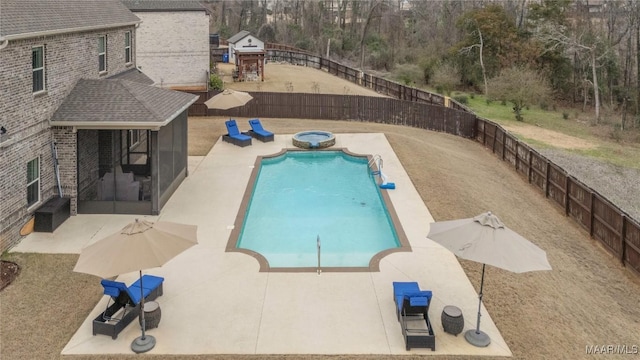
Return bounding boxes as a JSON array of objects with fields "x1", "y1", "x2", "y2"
[{"x1": 451, "y1": 91, "x2": 640, "y2": 170}]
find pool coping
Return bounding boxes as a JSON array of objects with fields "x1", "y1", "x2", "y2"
[{"x1": 225, "y1": 147, "x2": 411, "y2": 272}]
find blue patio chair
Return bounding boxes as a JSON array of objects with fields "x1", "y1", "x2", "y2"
[
  {"x1": 223, "y1": 119, "x2": 252, "y2": 147},
  {"x1": 93, "y1": 275, "x2": 164, "y2": 339},
  {"x1": 246, "y1": 119, "x2": 274, "y2": 142},
  {"x1": 392, "y1": 281, "x2": 436, "y2": 351}
]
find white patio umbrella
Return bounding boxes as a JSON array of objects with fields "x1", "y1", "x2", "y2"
[
  {"x1": 427, "y1": 211, "x2": 551, "y2": 347},
  {"x1": 204, "y1": 89, "x2": 253, "y2": 110},
  {"x1": 74, "y1": 219, "x2": 198, "y2": 353}
]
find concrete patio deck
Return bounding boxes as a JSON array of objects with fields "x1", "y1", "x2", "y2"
[{"x1": 13, "y1": 133, "x2": 511, "y2": 356}]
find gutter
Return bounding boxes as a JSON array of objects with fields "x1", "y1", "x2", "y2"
[
  {"x1": 0, "y1": 37, "x2": 8, "y2": 50},
  {"x1": 1, "y1": 20, "x2": 141, "y2": 42}
]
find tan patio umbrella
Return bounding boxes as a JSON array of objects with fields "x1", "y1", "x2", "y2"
[
  {"x1": 74, "y1": 219, "x2": 198, "y2": 353},
  {"x1": 427, "y1": 211, "x2": 551, "y2": 347},
  {"x1": 204, "y1": 89, "x2": 253, "y2": 110}
]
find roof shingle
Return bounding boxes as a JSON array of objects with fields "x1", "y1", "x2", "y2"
[
  {"x1": 121, "y1": 0, "x2": 206, "y2": 12},
  {"x1": 108, "y1": 68, "x2": 155, "y2": 85},
  {"x1": 0, "y1": 0, "x2": 140, "y2": 40},
  {"x1": 227, "y1": 30, "x2": 251, "y2": 44},
  {"x1": 51, "y1": 79, "x2": 198, "y2": 128}
]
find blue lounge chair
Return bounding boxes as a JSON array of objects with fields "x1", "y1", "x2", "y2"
[
  {"x1": 392, "y1": 281, "x2": 436, "y2": 351},
  {"x1": 93, "y1": 275, "x2": 164, "y2": 339},
  {"x1": 246, "y1": 119, "x2": 274, "y2": 142},
  {"x1": 223, "y1": 119, "x2": 252, "y2": 147}
]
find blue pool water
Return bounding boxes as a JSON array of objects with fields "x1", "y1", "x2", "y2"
[{"x1": 237, "y1": 151, "x2": 400, "y2": 268}]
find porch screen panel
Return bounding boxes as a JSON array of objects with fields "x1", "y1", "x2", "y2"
[
  {"x1": 173, "y1": 113, "x2": 187, "y2": 177},
  {"x1": 158, "y1": 122, "x2": 174, "y2": 196}
]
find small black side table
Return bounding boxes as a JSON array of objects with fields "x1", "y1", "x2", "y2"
[{"x1": 441, "y1": 305, "x2": 464, "y2": 336}]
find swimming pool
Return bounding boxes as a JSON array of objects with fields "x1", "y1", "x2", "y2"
[{"x1": 232, "y1": 150, "x2": 406, "y2": 270}]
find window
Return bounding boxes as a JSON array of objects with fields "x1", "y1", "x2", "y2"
[
  {"x1": 125, "y1": 31, "x2": 132, "y2": 64},
  {"x1": 32, "y1": 46, "x2": 45, "y2": 93},
  {"x1": 27, "y1": 157, "x2": 40, "y2": 207},
  {"x1": 128, "y1": 129, "x2": 140, "y2": 149},
  {"x1": 98, "y1": 35, "x2": 107, "y2": 73}
]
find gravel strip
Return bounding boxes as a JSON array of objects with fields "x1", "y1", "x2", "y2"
[{"x1": 536, "y1": 148, "x2": 640, "y2": 221}]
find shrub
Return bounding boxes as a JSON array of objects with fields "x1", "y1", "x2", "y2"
[
  {"x1": 562, "y1": 112, "x2": 569, "y2": 120},
  {"x1": 453, "y1": 95, "x2": 468, "y2": 105},
  {"x1": 209, "y1": 74, "x2": 223, "y2": 91},
  {"x1": 393, "y1": 64, "x2": 422, "y2": 86},
  {"x1": 610, "y1": 127, "x2": 623, "y2": 142}
]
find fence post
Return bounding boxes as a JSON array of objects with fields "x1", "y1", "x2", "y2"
[
  {"x1": 492, "y1": 127, "x2": 497, "y2": 153},
  {"x1": 621, "y1": 215, "x2": 627, "y2": 265},
  {"x1": 515, "y1": 141, "x2": 520, "y2": 170},
  {"x1": 589, "y1": 192, "x2": 595, "y2": 237},
  {"x1": 565, "y1": 177, "x2": 571, "y2": 216},
  {"x1": 528, "y1": 150, "x2": 533, "y2": 184},
  {"x1": 545, "y1": 161, "x2": 551, "y2": 198},
  {"x1": 502, "y1": 131, "x2": 506, "y2": 161}
]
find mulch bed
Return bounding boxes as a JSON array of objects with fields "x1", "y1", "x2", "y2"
[{"x1": 0, "y1": 260, "x2": 20, "y2": 291}]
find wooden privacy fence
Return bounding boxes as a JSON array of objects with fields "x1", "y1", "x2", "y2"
[
  {"x1": 198, "y1": 92, "x2": 476, "y2": 138},
  {"x1": 195, "y1": 45, "x2": 640, "y2": 276},
  {"x1": 476, "y1": 119, "x2": 640, "y2": 275}
]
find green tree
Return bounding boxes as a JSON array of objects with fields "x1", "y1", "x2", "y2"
[
  {"x1": 487, "y1": 66, "x2": 552, "y2": 122},
  {"x1": 526, "y1": 0, "x2": 573, "y2": 97}
]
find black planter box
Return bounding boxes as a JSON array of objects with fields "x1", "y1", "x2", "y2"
[{"x1": 34, "y1": 197, "x2": 70, "y2": 232}]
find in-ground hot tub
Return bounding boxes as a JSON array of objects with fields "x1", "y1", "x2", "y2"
[{"x1": 292, "y1": 131, "x2": 336, "y2": 149}]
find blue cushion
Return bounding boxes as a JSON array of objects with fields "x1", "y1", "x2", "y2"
[
  {"x1": 225, "y1": 120, "x2": 242, "y2": 136},
  {"x1": 101, "y1": 276, "x2": 164, "y2": 305},
  {"x1": 129, "y1": 275, "x2": 164, "y2": 304},
  {"x1": 409, "y1": 296, "x2": 428, "y2": 307},
  {"x1": 249, "y1": 119, "x2": 273, "y2": 137},
  {"x1": 404, "y1": 290, "x2": 433, "y2": 302},
  {"x1": 393, "y1": 282, "x2": 420, "y2": 296},
  {"x1": 393, "y1": 282, "x2": 421, "y2": 311},
  {"x1": 101, "y1": 279, "x2": 128, "y2": 296},
  {"x1": 130, "y1": 275, "x2": 164, "y2": 291},
  {"x1": 229, "y1": 133, "x2": 252, "y2": 141}
]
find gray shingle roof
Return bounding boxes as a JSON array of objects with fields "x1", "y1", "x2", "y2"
[
  {"x1": 121, "y1": 0, "x2": 206, "y2": 12},
  {"x1": 51, "y1": 79, "x2": 198, "y2": 128},
  {"x1": 0, "y1": 0, "x2": 140, "y2": 40},
  {"x1": 227, "y1": 30, "x2": 251, "y2": 44},
  {"x1": 108, "y1": 68, "x2": 155, "y2": 85}
]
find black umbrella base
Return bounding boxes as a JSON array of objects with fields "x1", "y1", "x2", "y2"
[
  {"x1": 465, "y1": 329, "x2": 491, "y2": 347},
  {"x1": 131, "y1": 334, "x2": 156, "y2": 353}
]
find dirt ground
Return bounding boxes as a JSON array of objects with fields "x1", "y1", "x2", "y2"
[
  {"x1": 1, "y1": 63, "x2": 640, "y2": 360},
  {"x1": 500, "y1": 123, "x2": 596, "y2": 150}
]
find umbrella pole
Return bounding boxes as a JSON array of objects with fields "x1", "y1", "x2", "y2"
[
  {"x1": 131, "y1": 270, "x2": 156, "y2": 353},
  {"x1": 464, "y1": 264, "x2": 491, "y2": 347}
]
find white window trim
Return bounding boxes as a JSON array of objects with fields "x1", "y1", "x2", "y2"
[
  {"x1": 98, "y1": 35, "x2": 107, "y2": 74},
  {"x1": 26, "y1": 157, "x2": 41, "y2": 209},
  {"x1": 32, "y1": 45, "x2": 46, "y2": 94},
  {"x1": 125, "y1": 31, "x2": 132, "y2": 64}
]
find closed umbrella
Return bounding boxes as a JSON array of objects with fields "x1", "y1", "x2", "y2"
[
  {"x1": 74, "y1": 219, "x2": 198, "y2": 353},
  {"x1": 427, "y1": 211, "x2": 551, "y2": 347},
  {"x1": 204, "y1": 89, "x2": 253, "y2": 110}
]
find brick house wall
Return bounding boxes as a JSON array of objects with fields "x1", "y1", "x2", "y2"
[
  {"x1": 134, "y1": 11, "x2": 209, "y2": 89},
  {"x1": 0, "y1": 26, "x2": 136, "y2": 252}
]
